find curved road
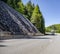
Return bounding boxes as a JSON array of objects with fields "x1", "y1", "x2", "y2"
[{"x1": 0, "y1": 34, "x2": 60, "y2": 54}]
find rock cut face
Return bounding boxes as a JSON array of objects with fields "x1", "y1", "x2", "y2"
[{"x1": 0, "y1": 1, "x2": 39, "y2": 35}]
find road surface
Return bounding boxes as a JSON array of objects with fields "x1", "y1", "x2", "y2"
[{"x1": 0, "y1": 34, "x2": 60, "y2": 54}]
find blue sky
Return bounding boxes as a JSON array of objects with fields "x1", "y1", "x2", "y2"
[{"x1": 22, "y1": 0, "x2": 60, "y2": 27}]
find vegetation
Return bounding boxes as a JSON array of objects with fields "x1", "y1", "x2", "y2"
[
  {"x1": 31, "y1": 5, "x2": 45, "y2": 34},
  {"x1": 26, "y1": 1, "x2": 34, "y2": 20},
  {"x1": 1, "y1": 0, "x2": 45, "y2": 34},
  {"x1": 46, "y1": 24, "x2": 60, "y2": 33}
]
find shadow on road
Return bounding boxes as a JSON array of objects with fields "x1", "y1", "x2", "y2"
[
  {"x1": 0, "y1": 40, "x2": 3, "y2": 42},
  {"x1": 13, "y1": 36, "x2": 51, "y2": 39},
  {"x1": 0, "y1": 37, "x2": 50, "y2": 40},
  {"x1": 30, "y1": 37, "x2": 50, "y2": 39},
  {"x1": 0, "y1": 45, "x2": 8, "y2": 47},
  {"x1": 0, "y1": 35, "x2": 52, "y2": 40}
]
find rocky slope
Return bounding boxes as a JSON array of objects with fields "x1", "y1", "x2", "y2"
[{"x1": 0, "y1": 1, "x2": 39, "y2": 35}]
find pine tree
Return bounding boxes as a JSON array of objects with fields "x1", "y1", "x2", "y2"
[
  {"x1": 6, "y1": 0, "x2": 21, "y2": 9},
  {"x1": 17, "y1": 1, "x2": 26, "y2": 14},
  {"x1": 26, "y1": 0, "x2": 34, "y2": 20},
  {"x1": 31, "y1": 5, "x2": 45, "y2": 34},
  {"x1": 7, "y1": 0, "x2": 11, "y2": 6},
  {"x1": 40, "y1": 16, "x2": 45, "y2": 34},
  {"x1": 15, "y1": 0, "x2": 21, "y2": 8}
]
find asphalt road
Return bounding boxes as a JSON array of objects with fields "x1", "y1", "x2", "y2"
[{"x1": 0, "y1": 34, "x2": 60, "y2": 54}]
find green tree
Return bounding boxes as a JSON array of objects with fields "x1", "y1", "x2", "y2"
[
  {"x1": 31, "y1": 5, "x2": 45, "y2": 34},
  {"x1": 46, "y1": 24, "x2": 60, "y2": 33},
  {"x1": 6, "y1": 0, "x2": 21, "y2": 9},
  {"x1": 7, "y1": 0, "x2": 15, "y2": 8},
  {"x1": 7, "y1": 0, "x2": 11, "y2": 6},
  {"x1": 26, "y1": 0, "x2": 34, "y2": 20},
  {"x1": 17, "y1": 1, "x2": 26, "y2": 14},
  {"x1": 15, "y1": 0, "x2": 21, "y2": 8},
  {"x1": 40, "y1": 16, "x2": 45, "y2": 34}
]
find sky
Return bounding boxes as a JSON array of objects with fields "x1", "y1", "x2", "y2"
[{"x1": 22, "y1": 0, "x2": 60, "y2": 27}]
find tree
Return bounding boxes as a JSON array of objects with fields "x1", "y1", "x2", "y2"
[
  {"x1": 26, "y1": 0, "x2": 34, "y2": 20},
  {"x1": 17, "y1": 1, "x2": 26, "y2": 14},
  {"x1": 31, "y1": 5, "x2": 45, "y2": 34},
  {"x1": 15, "y1": 0, "x2": 21, "y2": 8},
  {"x1": 40, "y1": 16, "x2": 45, "y2": 34},
  {"x1": 6, "y1": 0, "x2": 21, "y2": 9},
  {"x1": 7, "y1": 0, "x2": 15, "y2": 8}
]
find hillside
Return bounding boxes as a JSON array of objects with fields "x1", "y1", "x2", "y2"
[
  {"x1": 1, "y1": 0, "x2": 45, "y2": 34},
  {"x1": 0, "y1": 1, "x2": 39, "y2": 35},
  {"x1": 46, "y1": 24, "x2": 60, "y2": 33}
]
